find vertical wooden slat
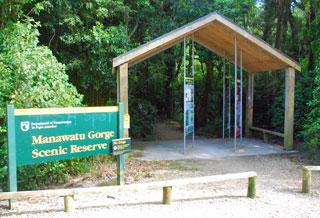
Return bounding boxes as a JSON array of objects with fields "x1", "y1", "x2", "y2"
[
  {"x1": 246, "y1": 72, "x2": 254, "y2": 137},
  {"x1": 119, "y1": 63, "x2": 129, "y2": 137},
  {"x1": 284, "y1": 67, "x2": 295, "y2": 150}
]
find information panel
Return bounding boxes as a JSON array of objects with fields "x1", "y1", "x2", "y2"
[
  {"x1": 13, "y1": 107, "x2": 119, "y2": 166},
  {"x1": 185, "y1": 77, "x2": 194, "y2": 136}
]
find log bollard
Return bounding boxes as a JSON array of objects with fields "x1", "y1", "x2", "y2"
[
  {"x1": 302, "y1": 167, "x2": 311, "y2": 193},
  {"x1": 247, "y1": 176, "x2": 256, "y2": 198},
  {"x1": 162, "y1": 186, "x2": 172, "y2": 204},
  {"x1": 64, "y1": 195, "x2": 74, "y2": 212}
]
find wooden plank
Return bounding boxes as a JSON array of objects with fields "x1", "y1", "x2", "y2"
[
  {"x1": 205, "y1": 22, "x2": 272, "y2": 62},
  {"x1": 215, "y1": 15, "x2": 301, "y2": 71},
  {"x1": 128, "y1": 37, "x2": 185, "y2": 67},
  {"x1": 209, "y1": 21, "x2": 287, "y2": 70},
  {"x1": 303, "y1": 166, "x2": 320, "y2": 171},
  {"x1": 250, "y1": 126, "x2": 284, "y2": 138},
  {"x1": 113, "y1": 13, "x2": 218, "y2": 67},
  {"x1": 193, "y1": 37, "x2": 253, "y2": 73},
  {"x1": 246, "y1": 73, "x2": 254, "y2": 137},
  {"x1": 119, "y1": 63, "x2": 129, "y2": 137},
  {"x1": 284, "y1": 67, "x2": 295, "y2": 150},
  {"x1": 195, "y1": 30, "x2": 285, "y2": 73},
  {"x1": 0, "y1": 172, "x2": 257, "y2": 201}
]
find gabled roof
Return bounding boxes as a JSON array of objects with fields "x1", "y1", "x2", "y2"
[{"x1": 113, "y1": 12, "x2": 300, "y2": 72}]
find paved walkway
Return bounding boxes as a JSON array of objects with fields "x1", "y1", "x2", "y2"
[{"x1": 133, "y1": 138, "x2": 296, "y2": 161}]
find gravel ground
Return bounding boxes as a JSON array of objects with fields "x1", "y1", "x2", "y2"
[{"x1": 1, "y1": 155, "x2": 319, "y2": 218}]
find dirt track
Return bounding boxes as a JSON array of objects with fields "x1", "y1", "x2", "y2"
[{"x1": 1, "y1": 154, "x2": 320, "y2": 218}]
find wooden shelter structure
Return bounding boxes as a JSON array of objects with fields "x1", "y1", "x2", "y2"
[{"x1": 113, "y1": 12, "x2": 300, "y2": 150}]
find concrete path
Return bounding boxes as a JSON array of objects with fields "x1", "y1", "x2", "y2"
[{"x1": 133, "y1": 138, "x2": 296, "y2": 161}]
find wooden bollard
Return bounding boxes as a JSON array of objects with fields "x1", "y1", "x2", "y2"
[
  {"x1": 8, "y1": 199, "x2": 15, "y2": 210},
  {"x1": 64, "y1": 195, "x2": 74, "y2": 212},
  {"x1": 247, "y1": 176, "x2": 256, "y2": 198},
  {"x1": 302, "y1": 168, "x2": 311, "y2": 193},
  {"x1": 162, "y1": 186, "x2": 172, "y2": 204}
]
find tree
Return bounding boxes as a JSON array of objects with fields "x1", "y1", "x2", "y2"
[
  {"x1": 0, "y1": 20, "x2": 83, "y2": 190},
  {"x1": 302, "y1": 0, "x2": 320, "y2": 154},
  {"x1": 35, "y1": 0, "x2": 130, "y2": 105}
]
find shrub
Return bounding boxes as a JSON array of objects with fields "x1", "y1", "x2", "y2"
[{"x1": 0, "y1": 20, "x2": 85, "y2": 190}]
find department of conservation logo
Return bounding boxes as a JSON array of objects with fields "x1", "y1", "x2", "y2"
[{"x1": 20, "y1": 121, "x2": 30, "y2": 132}]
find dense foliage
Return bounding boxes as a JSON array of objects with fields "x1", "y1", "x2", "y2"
[
  {"x1": 302, "y1": 4, "x2": 320, "y2": 156},
  {"x1": 0, "y1": 0, "x2": 320, "y2": 189},
  {"x1": 0, "y1": 20, "x2": 84, "y2": 190}
]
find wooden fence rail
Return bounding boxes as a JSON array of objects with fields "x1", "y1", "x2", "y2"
[{"x1": 0, "y1": 171, "x2": 257, "y2": 212}]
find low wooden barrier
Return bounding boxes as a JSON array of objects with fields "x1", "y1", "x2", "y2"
[
  {"x1": 0, "y1": 171, "x2": 257, "y2": 212},
  {"x1": 250, "y1": 126, "x2": 284, "y2": 142},
  {"x1": 302, "y1": 166, "x2": 320, "y2": 193}
]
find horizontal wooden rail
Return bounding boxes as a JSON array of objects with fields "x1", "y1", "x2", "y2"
[
  {"x1": 250, "y1": 126, "x2": 284, "y2": 138},
  {"x1": 303, "y1": 166, "x2": 320, "y2": 171},
  {"x1": 0, "y1": 171, "x2": 257, "y2": 212}
]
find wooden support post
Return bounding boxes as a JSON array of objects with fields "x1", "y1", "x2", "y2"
[
  {"x1": 118, "y1": 63, "x2": 129, "y2": 137},
  {"x1": 247, "y1": 176, "x2": 256, "y2": 198},
  {"x1": 284, "y1": 67, "x2": 295, "y2": 150},
  {"x1": 162, "y1": 186, "x2": 172, "y2": 204},
  {"x1": 64, "y1": 195, "x2": 74, "y2": 212},
  {"x1": 246, "y1": 72, "x2": 254, "y2": 137},
  {"x1": 302, "y1": 168, "x2": 311, "y2": 193}
]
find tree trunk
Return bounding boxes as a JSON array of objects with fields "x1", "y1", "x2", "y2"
[
  {"x1": 307, "y1": 0, "x2": 316, "y2": 74},
  {"x1": 165, "y1": 48, "x2": 175, "y2": 118},
  {"x1": 288, "y1": 8, "x2": 299, "y2": 58},
  {"x1": 263, "y1": 0, "x2": 275, "y2": 42}
]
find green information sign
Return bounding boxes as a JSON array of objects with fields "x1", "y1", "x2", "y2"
[
  {"x1": 14, "y1": 107, "x2": 118, "y2": 166},
  {"x1": 112, "y1": 138, "x2": 131, "y2": 155},
  {"x1": 6, "y1": 103, "x2": 126, "y2": 199}
]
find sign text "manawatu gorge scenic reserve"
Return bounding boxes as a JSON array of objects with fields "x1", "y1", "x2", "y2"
[{"x1": 9, "y1": 106, "x2": 120, "y2": 166}]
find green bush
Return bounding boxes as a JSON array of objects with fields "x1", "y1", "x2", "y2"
[
  {"x1": 0, "y1": 20, "x2": 85, "y2": 191},
  {"x1": 302, "y1": 14, "x2": 320, "y2": 156},
  {"x1": 303, "y1": 64, "x2": 320, "y2": 155}
]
